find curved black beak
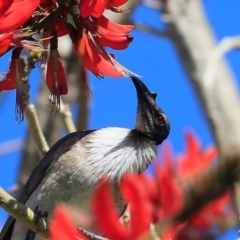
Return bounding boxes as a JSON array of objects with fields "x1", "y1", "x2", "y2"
[{"x1": 130, "y1": 77, "x2": 170, "y2": 145}]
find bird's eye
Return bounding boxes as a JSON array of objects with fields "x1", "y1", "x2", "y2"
[{"x1": 155, "y1": 116, "x2": 165, "y2": 125}]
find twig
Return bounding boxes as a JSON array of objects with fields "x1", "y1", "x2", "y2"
[
  {"x1": 24, "y1": 104, "x2": 49, "y2": 156},
  {"x1": 203, "y1": 36, "x2": 240, "y2": 89},
  {"x1": 59, "y1": 102, "x2": 77, "y2": 133},
  {"x1": 133, "y1": 22, "x2": 169, "y2": 39},
  {"x1": 0, "y1": 187, "x2": 49, "y2": 238},
  {"x1": 20, "y1": 56, "x2": 49, "y2": 156},
  {"x1": 79, "y1": 228, "x2": 108, "y2": 240},
  {"x1": 149, "y1": 224, "x2": 161, "y2": 240}
]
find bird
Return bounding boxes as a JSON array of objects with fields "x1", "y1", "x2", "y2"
[{"x1": 0, "y1": 77, "x2": 170, "y2": 240}]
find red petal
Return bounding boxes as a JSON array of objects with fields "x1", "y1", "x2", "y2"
[
  {"x1": 0, "y1": 0, "x2": 13, "y2": 17},
  {"x1": 91, "y1": 179, "x2": 127, "y2": 239},
  {"x1": 54, "y1": 19, "x2": 68, "y2": 37},
  {"x1": 79, "y1": 0, "x2": 97, "y2": 18},
  {"x1": 46, "y1": 51, "x2": 68, "y2": 100},
  {"x1": 186, "y1": 131, "x2": 201, "y2": 160},
  {"x1": 94, "y1": 15, "x2": 134, "y2": 34},
  {"x1": 0, "y1": 72, "x2": 16, "y2": 91},
  {"x1": 178, "y1": 131, "x2": 218, "y2": 177},
  {"x1": 0, "y1": 32, "x2": 13, "y2": 55},
  {"x1": 48, "y1": 205, "x2": 86, "y2": 240},
  {"x1": 0, "y1": 0, "x2": 38, "y2": 33},
  {"x1": 94, "y1": 30, "x2": 133, "y2": 50},
  {"x1": 0, "y1": 58, "x2": 17, "y2": 92},
  {"x1": 120, "y1": 175, "x2": 151, "y2": 238},
  {"x1": 76, "y1": 36, "x2": 86, "y2": 58},
  {"x1": 83, "y1": 33, "x2": 122, "y2": 77},
  {"x1": 91, "y1": 0, "x2": 107, "y2": 18},
  {"x1": 159, "y1": 175, "x2": 183, "y2": 218},
  {"x1": 109, "y1": 0, "x2": 127, "y2": 7}
]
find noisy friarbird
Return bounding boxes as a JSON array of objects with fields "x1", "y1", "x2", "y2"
[{"x1": 0, "y1": 77, "x2": 170, "y2": 240}]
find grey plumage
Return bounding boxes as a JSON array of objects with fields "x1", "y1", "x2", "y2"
[{"x1": 0, "y1": 77, "x2": 170, "y2": 240}]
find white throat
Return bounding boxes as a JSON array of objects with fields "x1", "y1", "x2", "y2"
[{"x1": 82, "y1": 127, "x2": 157, "y2": 182}]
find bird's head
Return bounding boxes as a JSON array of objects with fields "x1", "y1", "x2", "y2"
[{"x1": 131, "y1": 77, "x2": 170, "y2": 145}]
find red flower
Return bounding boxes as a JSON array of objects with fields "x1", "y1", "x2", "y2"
[
  {"x1": 177, "y1": 131, "x2": 218, "y2": 177},
  {"x1": 157, "y1": 131, "x2": 234, "y2": 239},
  {"x1": 91, "y1": 173, "x2": 183, "y2": 240},
  {"x1": 0, "y1": 52, "x2": 25, "y2": 122},
  {"x1": 0, "y1": 0, "x2": 39, "y2": 33},
  {"x1": 140, "y1": 167, "x2": 183, "y2": 223},
  {"x1": 46, "y1": 49, "x2": 68, "y2": 106},
  {"x1": 79, "y1": 0, "x2": 128, "y2": 18},
  {"x1": 48, "y1": 205, "x2": 88, "y2": 240},
  {"x1": 92, "y1": 176, "x2": 151, "y2": 240},
  {"x1": 0, "y1": 58, "x2": 17, "y2": 92},
  {"x1": 0, "y1": 0, "x2": 136, "y2": 121},
  {"x1": 0, "y1": 32, "x2": 13, "y2": 55},
  {"x1": 86, "y1": 17, "x2": 134, "y2": 50},
  {"x1": 82, "y1": 32, "x2": 123, "y2": 77},
  {"x1": 0, "y1": 0, "x2": 13, "y2": 17}
]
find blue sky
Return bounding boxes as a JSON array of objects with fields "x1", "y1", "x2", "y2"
[{"x1": 0, "y1": 1, "x2": 240, "y2": 238}]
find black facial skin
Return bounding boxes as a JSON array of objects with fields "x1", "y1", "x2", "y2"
[{"x1": 131, "y1": 77, "x2": 170, "y2": 145}]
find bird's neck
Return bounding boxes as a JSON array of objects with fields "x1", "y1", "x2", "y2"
[{"x1": 83, "y1": 127, "x2": 157, "y2": 182}]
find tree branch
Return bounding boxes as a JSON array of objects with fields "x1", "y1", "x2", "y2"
[
  {"x1": 0, "y1": 187, "x2": 49, "y2": 238},
  {"x1": 157, "y1": 0, "x2": 240, "y2": 221}
]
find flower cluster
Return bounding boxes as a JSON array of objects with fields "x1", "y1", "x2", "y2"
[
  {"x1": 47, "y1": 131, "x2": 235, "y2": 240},
  {"x1": 49, "y1": 172, "x2": 183, "y2": 240},
  {"x1": 160, "y1": 131, "x2": 235, "y2": 239},
  {"x1": 0, "y1": 0, "x2": 135, "y2": 121}
]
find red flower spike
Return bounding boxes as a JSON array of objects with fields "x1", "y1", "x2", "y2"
[
  {"x1": 0, "y1": 0, "x2": 39, "y2": 33},
  {"x1": 0, "y1": 32, "x2": 13, "y2": 55},
  {"x1": 83, "y1": 33, "x2": 122, "y2": 77},
  {"x1": 79, "y1": 0, "x2": 97, "y2": 18},
  {"x1": 46, "y1": 49, "x2": 68, "y2": 106},
  {"x1": 48, "y1": 205, "x2": 87, "y2": 240},
  {"x1": 2, "y1": 53, "x2": 25, "y2": 122}
]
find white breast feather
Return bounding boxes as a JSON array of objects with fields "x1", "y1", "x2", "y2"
[{"x1": 80, "y1": 127, "x2": 157, "y2": 182}]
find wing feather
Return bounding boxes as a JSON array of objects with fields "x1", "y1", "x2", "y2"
[{"x1": 0, "y1": 130, "x2": 94, "y2": 240}]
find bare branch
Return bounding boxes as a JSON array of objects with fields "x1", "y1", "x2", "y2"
[
  {"x1": 59, "y1": 102, "x2": 77, "y2": 133},
  {"x1": 203, "y1": 36, "x2": 240, "y2": 89},
  {"x1": 0, "y1": 187, "x2": 49, "y2": 238},
  {"x1": 133, "y1": 22, "x2": 169, "y2": 38},
  {"x1": 24, "y1": 104, "x2": 49, "y2": 156}
]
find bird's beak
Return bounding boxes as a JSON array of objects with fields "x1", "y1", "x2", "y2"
[
  {"x1": 131, "y1": 76, "x2": 159, "y2": 116},
  {"x1": 130, "y1": 77, "x2": 170, "y2": 144},
  {"x1": 131, "y1": 77, "x2": 157, "y2": 103}
]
